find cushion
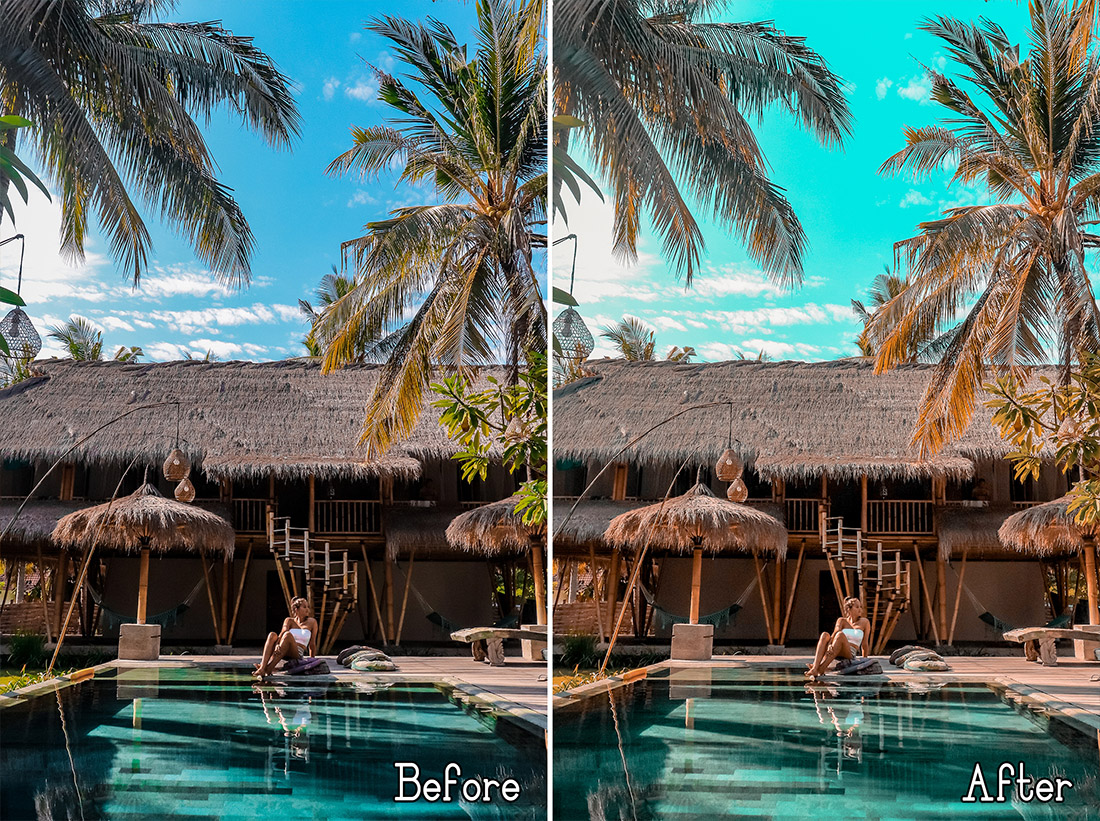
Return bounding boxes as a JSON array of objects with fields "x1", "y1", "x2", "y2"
[
  {"x1": 337, "y1": 645, "x2": 384, "y2": 665},
  {"x1": 903, "y1": 657, "x2": 950, "y2": 672},
  {"x1": 349, "y1": 657, "x2": 397, "y2": 672},
  {"x1": 890, "y1": 645, "x2": 931, "y2": 666},
  {"x1": 283, "y1": 657, "x2": 326, "y2": 676}
]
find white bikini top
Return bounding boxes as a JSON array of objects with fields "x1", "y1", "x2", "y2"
[
  {"x1": 841, "y1": 627, "x2": 864, "y2": 648},
  {"x1": 289, "y1": 627, "x2": 311, "y2": 648}
]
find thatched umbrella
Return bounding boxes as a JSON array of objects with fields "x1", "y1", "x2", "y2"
[
  {"x1": 999, "y1": 495, "x2": 1099, "y2": 625},
  {"x1": 604, "y1": 482, "x2": 787, "y2": 628},
  {"x1": 446, "y1": 495, "x2": 547, "y2": 625},
  {"x1": 52, "y1": 483, "x2": 234, "y2": 626}
]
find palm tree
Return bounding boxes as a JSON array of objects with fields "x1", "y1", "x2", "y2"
[
  {"x1": 600, "y1": 316, "x2": 656, "y2": 361},
  {"x1": 0, "y1": 1, "x2": 299, "y2": 284},
  {"x1": 851, "y1": 267, "x2": 940, "y2": 358},
  {"x1": 317, "y1": 0, "x2": 546, "y2": 456},
  {"x1": 299, "y1": 266, "x2": 395, "y2": 361},
  {"x1": 666, "y1": 345, "x2": 696, "y2": 362},
  {"x1": 873, "y1": 0, "x2": 1100, "y2": 455},
  {"x1": 47, "y1": 316, "x2": 103, "y2": 361},
  {"x1": 554, "y1": 0, "x2": 851, "y2": 284}
]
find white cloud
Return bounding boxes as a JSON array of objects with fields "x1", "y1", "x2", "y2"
[
  {"x1": 97, "y1": 315, "x2": 134, "y2": 332},
  {"x1": 690, "y1": 265, "x2": 784, "y2": 299},
  {"x1": 900, "y1": 189, "x2": 933, "y2": 208},
  {"x1": 349, "y1": 32, "x2": 361, "y2": 43},
  {"x1": 904, "y1": 32, "x2": 913, "y2": 41},
  {"x1": 650, "y1": 316, "x2": 686, "y2": 332},
  {"x1": 347, "y1": 190, "x2": 377, "y2": 208},
  {"x1": 875, "y1": 77, "x2": 894, "y2": 100},
  {"x1": 740, "y1": 338, "x2": 822, "y2": 359},
  {"x1": 130, "y1": 303, "x2": 301, "y2": 335},
  {"x1": 145, "y1": 341, "x2": 187, "y2": 361},
  {"x1": 133, "y1": 319, "x2": 155, "y2": 329},
  {"x1": 191, "y1": 338, "x2": 243, "y2": 359},
  {"x1": 139, "y1": 267, "x2": 234, "y2": 299},
  {"x1": 322, "y1": 77, "x2": 340, "y2": 101},
  {"x1": 344, "y1": 78, "x2": 378, "y2": 102},
  {"x1": 697, "y1": 342, "x2": 742, "y2": 361},
  {"x1": 898, "y1": 75, "x2": 933, "y2": 104},
  {"x1": 700, "y1": 303, "x2": 852, "y2": 333},
  {"x1": 685, "y1": 319, "x2": 708, "y2": 329}
]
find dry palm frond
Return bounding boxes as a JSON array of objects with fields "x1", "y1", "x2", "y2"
[{"x1": 445, "y1": 495, "x2": 544, "y2": 556}]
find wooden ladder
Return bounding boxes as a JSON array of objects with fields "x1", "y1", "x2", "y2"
[
  {"x1": 267, "y1": 513, "x2": 360, "y2": 654},
  {"x1": 820, "y1": 513, "x2": 912, "y2": 653}
]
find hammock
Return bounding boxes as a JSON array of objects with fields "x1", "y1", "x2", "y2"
[
  {"x1": 87, "y1": 577, "x2": 205, "y2": 632},
  {"x1": 638, "y1": 576, "x2": 758, "y2": 631},
  {"x1": 955, "y1": 575, "x2": 1072, "y2": 634},
  {"x1": 397, "y1": 564, "x2": 521, "y2": 634}
]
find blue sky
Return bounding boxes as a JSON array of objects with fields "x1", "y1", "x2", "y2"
[
  {"x1": 2, "y1": 1, "x2": 474, "y2": 362},
  {"x1": 552, "y1": 0, "x2": 1038, "y2": 362}
]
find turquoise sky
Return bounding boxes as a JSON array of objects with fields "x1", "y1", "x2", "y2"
[
  {"x1": 553, "y1": 0, "x2": 1040, "y2": 362},
  {"x1": 3, "y1": 1, "x2": 477, "y2": 362}
]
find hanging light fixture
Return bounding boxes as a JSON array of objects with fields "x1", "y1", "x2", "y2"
[
  {"x1": 163, "y1": 402, "x2": 191, "y2": 481},
  {"x1": 0, "y1": 234, "x2": 42, "y2": 359},
  {"x1": 174, "y1": 477, "x2": 196, "y2": 503},
  {"x1": 716, "y1": 403, "x2": 748, "y2": 498},
  {"x1": 551, "y1": 233, "x2": 594, "y2": 363}
]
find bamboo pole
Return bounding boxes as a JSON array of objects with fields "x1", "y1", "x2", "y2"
[
  {"x1": 1084, "y1": 538, "x2": 1099, "y2": 625},
  {"x1": 780, "y1": 540, "x2": 806, "y2": 645},
  {"x1": 227, "y1": 541, "x2": 253, "y2": 646},
  {"x1": 689, "y1": 548, "x2": 703, "y2": 625},
  {"x1": 308, "y1": 476, "x2": 316, "y2": 532},
  {"x1": 53, "y1": 552, "x2": 68, "y2": 637},
  {"x1": 605, "y1": 548, "x2": 621, "y2": 634},
  {"x1": 772, "y1": 555, "x2": 782, "y2": 634},
  {"x1": 384, "y1": 551, "x2": 395, "y2": 639},
  {"x1": 936, "y1": 550, "x2": 948, "y2": 641},
  {"x1": 860, "y1": 475, "x2": 868, "y2": 532},
  {"x1": 590, "y1": 546, "x2": 606, "y2": 643},
  {"x1": 219, "y1": 557, "x2": 229, "y2": 642},
  {"x1": 752, "y1": 552, "x2": 774, "y2": 644},
  {"x1": 136, "y1": 549, "x2": 150, "y2": 625},
  {"x1": 361, "y1": 545, "x2": 389, "y2": 644},
  {"x1": 912, "y1": 545, "x2": 941, "y2": 645},
  {"x1": 531, "y1": 542, "x2": 546, "y2": 626},
  {"x1": 395, "y1": 551, "x2": 415, "y2": 645},
  {"x1": 200, "y1": 554, "x2": 222, "y2": 644},
  {"x1": 947, "y1": 548, "x2": 968, "y2": 645}
]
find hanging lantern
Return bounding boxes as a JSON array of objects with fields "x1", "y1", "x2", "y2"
[
  {"x1": 174, "y1": 477, "x2": 196, "y2": 503},
  {"x1": 163, "y1": 448, "x2": 191, "y2": 481},
  {"x1": 553, "y1": 307, "x2": 594, "y2": 363},
  {"x1": 715, "y1": 448, "x2": 743, "y2": 482},
  {"x1": 0, "y1": 234, "x2": 41, "y2": 359},
  {"x1": 726, "y1": 477, "x2": 749, "y2": 503}
]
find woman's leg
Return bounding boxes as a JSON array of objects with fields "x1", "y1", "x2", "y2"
[
  {"x1": 806, "y1": 631, "x2": 832, "y2": 675},
  {"x1": 254, "y1": 631, "x2": 280, "y2": 675},
  {"x1": 811, "y1": 632, "x2": 852, "y2": 676},
  {"x1": 258, "y1": 633, "x2": 300, "y2": 677}
]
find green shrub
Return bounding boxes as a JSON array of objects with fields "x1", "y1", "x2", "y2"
[
  {"x1": 7, "y1": 630, "x2": 45, "y2": 668},
  {"x1": 559, "y1": 632, "x2": 599, "y2": 668}
]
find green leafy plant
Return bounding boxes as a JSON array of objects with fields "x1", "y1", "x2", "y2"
[
  {"x1": 0, "y1": 115, "x2": 50, "y2": 225},
  {"x1": 985, "y1": 351, "x2": 1100, "y2": 527},
  {"x1": 431, "y1": 352, "x2": 547, "y2": 526},
  {"x1": 6, "y1": 630, "x2": 46, "y2": 668}
]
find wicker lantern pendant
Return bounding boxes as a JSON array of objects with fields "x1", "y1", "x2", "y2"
[
  {"x1": 174, "y1": 477, "x2": 196, "y2": 503},
  {"x1": 715, "y1": 448, "x2": 743, "y2": 482},
  {"x1": 163, "y1": 448, "x2": 191, "y2": 482},
  {"x1": 727, "y1": 477, "x2": 749, "y2": 503},
  {"x1": 0, "y1": 234, "x2": 42, "y2": 359}
]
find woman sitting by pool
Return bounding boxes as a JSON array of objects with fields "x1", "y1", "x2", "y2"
[
  {"x1": 253, "y1": 597, "x2": 318, "y2": 678},
  {"x1": 806, "y1": 597, "x2": 870, "y2": 678}
]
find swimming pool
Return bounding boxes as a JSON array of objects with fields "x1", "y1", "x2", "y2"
[
  {"x1": 554, "y1": 665, "x2": 1099, "y2": 820},
  {"x1": 0, "y1": 666, "x2": 545, "y2": 820}
]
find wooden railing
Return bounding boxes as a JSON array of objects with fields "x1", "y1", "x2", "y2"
[
  {"x1": 460, "y1": 500, "x2": 490, "y2": 509},
  {"x1": 313, "y1": 499, "x2": 381, "y2": 534},
  {"x1": 867, "y1": 500, "x2": 934, "y2": 534},
  {"x1": 1013, "y1": 500, "x2": 1040, "y2": 509},
  {"x1": 785, "y1": 498, "x2": 824, "y2": 533},
  {"x1": 233, "y1": 498, "x2": 270, "y2": 533}
]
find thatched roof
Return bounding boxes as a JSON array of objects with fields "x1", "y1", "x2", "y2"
[
  {"x1": 0, "y1": 501, "x2": 87, "y2": 553},
  {"x1": 51, "y1": 483, "x2": 235, "y2": 557},
  {"x1": 445, "y1": 496, "x2": 544, "y2": 556},
  {"x1": 553, "y1": 497, "x2": 785, "y2": 554},
  {"x1": 553, "y1": 359, "x2": 1059, "y2": 481},
  {"x1": 604, "y1": 483, "x2": 787, "y2": 556},
  {"x1": 936, "y1": 505, "x2": 1018, "y2": 559},
  {"x1": 999, "y1": 496, "x2": 1095, "y2": 557},
  {"x1": 0, "y1": 359, "x2": 509, "y2": 481},
  {"x1": 383, "y1": 505, "x2": 470, "y2": 559}
]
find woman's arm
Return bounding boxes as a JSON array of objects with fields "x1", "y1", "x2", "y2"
[{"x1": 307, "y1": 618, "x2": 319, "y2": 657}]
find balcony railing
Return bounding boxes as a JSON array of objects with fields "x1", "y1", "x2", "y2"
[
  {"x1": 314, "y1": 499, "x2": 381, "y2": 534},
  {"x1": 786, "y1": 498, "x2": 824, "y2": 533},
  {"x1": 1012, "y1": 500, "x2": 1040, "y2": 509},
  {"x1": 867, "y1": 500, "x2": 934, "y2": 534},
  {"x1": 233, "y1": 498, "x2": 271, "y2": 534}
]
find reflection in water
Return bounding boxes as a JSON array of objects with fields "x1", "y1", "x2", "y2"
[{"x1": 554, "y1": 669, "x2": 1099, "y2": 820}]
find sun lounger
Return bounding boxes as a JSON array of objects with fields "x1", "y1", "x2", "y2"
[
  {"x1": 450, "y1": 626, "x2": 547, "y2": 667},
  {"x1": 1003, "y1": 625, "x2": 1100, "y2": 665}
]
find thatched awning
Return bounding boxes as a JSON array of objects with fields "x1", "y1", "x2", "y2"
[
  {"x1": 553, "y1": 500, "x2": 646, "y2": 553},
  {"x1": 999, "y1": 496, "x2": 1094, "y2": 557},
  {"x1": 553, "y1": 359, "x2": 1059, "y2": 481},
  {"x1": 0, "y1": 501, "x2": 88, "y2": 553},
  {"x1": 383, "y1": 505, "x2": 471, "y2": 559},
  {"x1": 445, "y1": 496, "x2": 544, "y2": 557},
  {"x1": 52, "y1": 484, "x2": 235, "y2": 558},
  {"x1": 936, "y1": 505, "x2": 1018, "y2": 559},
  {"x1": 0, "y1": 359, "x2": 510, "y2": 480},
  {"x1": 604, "y1": 483, "x2": 787, "y2": 557}
]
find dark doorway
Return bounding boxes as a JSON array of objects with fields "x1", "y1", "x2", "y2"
[
  {"x1": 830, "y1": 479, "x2": 861, "y2": 529},
  {"x1": 818, "y1": 570, "x2": 841, "y2": 634},
  {"x1": 266, "y1": 570, "x2": 287, "y2": 634}
]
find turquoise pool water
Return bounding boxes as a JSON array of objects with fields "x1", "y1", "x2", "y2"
[
  {"x1": 554, "y1": 666, "x2": 1099, "y2": 820},
  {"x1": 0, "y1": 666, "x2": 545, "y2": 820}
]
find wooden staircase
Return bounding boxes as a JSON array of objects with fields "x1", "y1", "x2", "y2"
[
  {"x1": 267, "y1": 513, "x2": 360, "y2": 654},
  {"x1": 820, "y1": 513, "x2": 912, "y2": 654}
]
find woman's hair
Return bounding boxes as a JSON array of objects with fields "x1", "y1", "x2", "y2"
[
  {"x1": 843, "y1": 597, "x2": 861, "y2": 612},
  {"x1": 290, "y1": 597, "x2": 310, "y2": 616}
]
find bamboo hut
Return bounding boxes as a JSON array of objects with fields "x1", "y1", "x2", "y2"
[{"x1": 1000, "y1": 496, "x2": 1099, "y2": 625}]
